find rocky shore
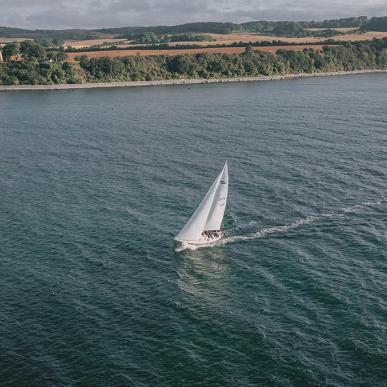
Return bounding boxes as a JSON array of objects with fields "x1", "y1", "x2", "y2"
[{"x1": 1, "y1": 70, "x2": 386, "y2": 92}]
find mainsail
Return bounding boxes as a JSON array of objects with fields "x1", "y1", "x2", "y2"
[
  {"x1": 204, "y1": 162, "x2": 228, "y2": 230},
  {"x1": 175, "y1": 161, "x2": 228, "y2": 242}
]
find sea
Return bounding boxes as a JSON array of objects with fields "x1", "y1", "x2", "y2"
[{"x1": 0, "y1": 74, "x2": 386, "y2": 386}]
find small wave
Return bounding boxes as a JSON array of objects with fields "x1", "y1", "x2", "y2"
[{"x1": 341, "y1": 200, "x2": 384, "y2": 214}]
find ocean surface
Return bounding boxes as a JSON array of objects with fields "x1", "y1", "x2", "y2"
[{"x1": 0, "y1": 74, "x2": 386, "y2": 386}]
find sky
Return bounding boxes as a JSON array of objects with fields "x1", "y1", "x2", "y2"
[{"x1": 1, "y1": 0, "x2": 387, "y2": 29}]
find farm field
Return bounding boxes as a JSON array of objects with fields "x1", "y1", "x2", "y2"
[
  {"x1": 305, "y1": 27, "x2": 358, "y2": 32},
  {"x1": 323, "y1": 30, "x2": 387, "y2": 41},
  {"x1": 0, "y1": 37, "x2": 33, "y2": 45},
  {"x1": 205, "y1": 30, "x2": 387, "y2": 44},
  {"x1": 66, "y1": 44, "x2": 328, "y2": 62},
  {"x1": 62, "y1": 30, "x2": 387, "y2": 51},
  {"x1": 64, "y1": 38, "x2": 128, "y2": 49}
]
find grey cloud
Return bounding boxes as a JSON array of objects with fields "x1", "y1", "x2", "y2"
[{"x1": 0, "y1": 0, "x2": 386, "y2": 29}]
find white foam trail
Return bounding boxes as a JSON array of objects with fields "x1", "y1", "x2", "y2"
[
  {"x1": 219, "y1": 199, "x2": 385, "y2": 247},
  {"x1": 176, "y1": 199, "x2": 385, "y2": 251},
  {"x1": 175, "y1": 242, "x2": 200, "y2": 252},
  {"x1": 219, "y1": 216, "x2": 321, "y2": 245}
]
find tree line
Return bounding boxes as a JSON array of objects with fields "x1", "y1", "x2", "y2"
[
  {"x1": 75, "y1": 39, "x2": 387, "y2": 82},
  {"x1": 130, "y1": 32, "x2": 215, "y2": 44},
  {"x1": 66, "y1": 39, "x2": 338, "y2": 54},
  {"x1": 1, "y1": 38, "x2": 387, "y2": 85},
  {"x1": 1, "y1": 17, "x2": 387, "y2": 41}
]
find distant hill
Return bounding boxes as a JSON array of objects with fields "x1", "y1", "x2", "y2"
[
  {"x1": 1, "y1": 16, "x2": 386, "y2": 41},
  {"x1": 362, "y1": 17, "x2": 387, "y2": 32},
  {"x1": 0, "y1": 27, "x2": 103, "y2": 40}
]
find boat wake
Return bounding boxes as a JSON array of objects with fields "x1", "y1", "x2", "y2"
[
  {"x1": 176, "y1": 199, "x2": 385, "y2": 251},
  {"x1": 175, "y1": 242, "x2": 200, "y2": 252},
  {"x1": 219, "y1": 199, "x2": 385, "y2": 247}
]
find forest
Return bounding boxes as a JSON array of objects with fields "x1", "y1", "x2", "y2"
[{"x1": 1, "y1": 38, "x2": 387, "y2": 85}]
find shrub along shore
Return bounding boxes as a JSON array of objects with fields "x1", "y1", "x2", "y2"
[
  {"x1": 1, "y1": 70, "x2": 387, "y2": 91},
  {"x1": 0, "y1": 38, "x2": 387, "y2": 88}
]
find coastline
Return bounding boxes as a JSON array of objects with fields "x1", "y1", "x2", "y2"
[{"x1": 1, "y1": 69, "x2": 386, "y2": 91}]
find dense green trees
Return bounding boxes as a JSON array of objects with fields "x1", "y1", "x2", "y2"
[
  {"x1": 133, "y1": 32, "x2": 160, "y2": 44},
  {"x1": 1, "y1": 38, "x2": 387, "y2": 85},
  {"x1": 0, "y1": 61, "x2": 76, "y2": 85},
  {"x1": 19, "y1": 40, "x2": 47, "y2": 61},
  {"x1": 362, "y1": 17, "x2": 387, "y2": 32},
  {"x1": 0, "y1": 40, "x2": 74, "y2": 84},
  {"x1": 2, "y1": 42, "x2": 20, "y2": 61},
  {"x1": 75, "y1": 39, "x2": 387, "y2": 83},
  {"x1": 166, "y1": 34, "x2": 214, "y2": 42},
  {"x1": 132, "y1": 32, "x2": 215, "y2": 44},
  {"x1": 2, "y1": 40, "x2": 66, "y2": 63},
  {"x1": 272, "y1": 22, "x2": 306, "y2": 37}
]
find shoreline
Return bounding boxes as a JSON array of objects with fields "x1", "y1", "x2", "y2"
[{"x1": 1, "y1": 69, "x2": 386, "y2": 91}]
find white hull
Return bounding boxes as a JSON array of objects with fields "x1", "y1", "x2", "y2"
[{"x1": 175, "y1": 232, "x2": 224, "y2": 249}]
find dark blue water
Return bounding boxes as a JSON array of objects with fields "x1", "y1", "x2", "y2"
[{"x1": 1, "y1": 74, "x2": 386, "y2": 386}]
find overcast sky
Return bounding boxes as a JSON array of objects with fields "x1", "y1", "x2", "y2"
[{"x1": 1, "y1": 0, "x2": 386, "y2": 29}]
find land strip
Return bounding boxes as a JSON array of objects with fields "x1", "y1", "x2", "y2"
[{"x1": 1, "y1": 70, "x2": 386, "y2": 92}]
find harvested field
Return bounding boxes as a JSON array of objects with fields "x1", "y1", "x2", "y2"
[
  {"x1": 66, "y1": 44, "x2": 328, "y2": 62},
  {"x1": 62, "y1": 30, "x2": 387, "y2": 51},
  {"x1": 203, "y1": 30, "x2": 387, "y2": 44},
  {"x1": 0, "y1": 37, "x2": 32, "y2": 44},
  {"x1": 329, "y1": 31, "x2": 387, "y2": 41},
  {"x1": 305, "y1": 27, "x2": 359, "y2": 32},
  {"x1": 64, "y1": 38, "x2": 128, "y2": 48}
]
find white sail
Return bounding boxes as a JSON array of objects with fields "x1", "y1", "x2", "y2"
[
  {"x1": 204, "y1": 162, "x2": 228, "y2": 231},
  {"x1": 175, "y1": 162, "x2": 228, "y2": 242}
]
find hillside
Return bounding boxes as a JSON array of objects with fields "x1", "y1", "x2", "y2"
[{"x1": 1, "y1": 16, "x2": 387, "y2": 41}]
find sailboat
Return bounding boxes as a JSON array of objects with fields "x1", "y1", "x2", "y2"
[{"x1": 175, "y1": 161, "x2": 228, "y2": 248}]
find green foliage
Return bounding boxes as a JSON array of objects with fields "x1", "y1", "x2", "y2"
[
  {"x1": 0, "y1": 40, "x2": 73, "y2": 84},
  {"x1": 2, "y1": 42, "x2": 20, "y2": 61},
  {"x1": 2, "y1": 39, "x2": 67, "y2": 63},
  {"x1": 305, "y1": 17, "x2": 367, "y2": 29},
  {"x1": 2, "y1": 38, "x2": 387, "y2": 85},
  {"x1": 113, "y1": 22, "x2": 235, "y2": 38},
  {"x1": 47, "y1": 51, "x2": 67, "y2": 62},
  {"x1": 34, "y1": 38, "x2": 65, "y2": 48},
  {"x1": 0, "y1": 61, "x2": 77, "y2": 85},
  {"x1": 362, "y1": 17, "x2": 387, "y2": 32},
  {"x1": 74, "y1": 38, "x2": 387, "y2": 83},
  {"x1": 272, "y1": 22, "x2": 306, "y2": 37},
  {"x1": 20, "y1": 40, "x2": 47, "y2": 61},
  {"x1": 168, "y1": 34, "x2": 214, "y2": 42},
  {"x1": 131, "y1": 32, "x2": 215, "y2": 44},
  {"x1": 133, "y1": 32, "x2": 160, "y2": 44}
]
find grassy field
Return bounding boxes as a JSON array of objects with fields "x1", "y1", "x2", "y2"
[{"x1": 66, "y1": 44, "x2": 328, "y2": 62}]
